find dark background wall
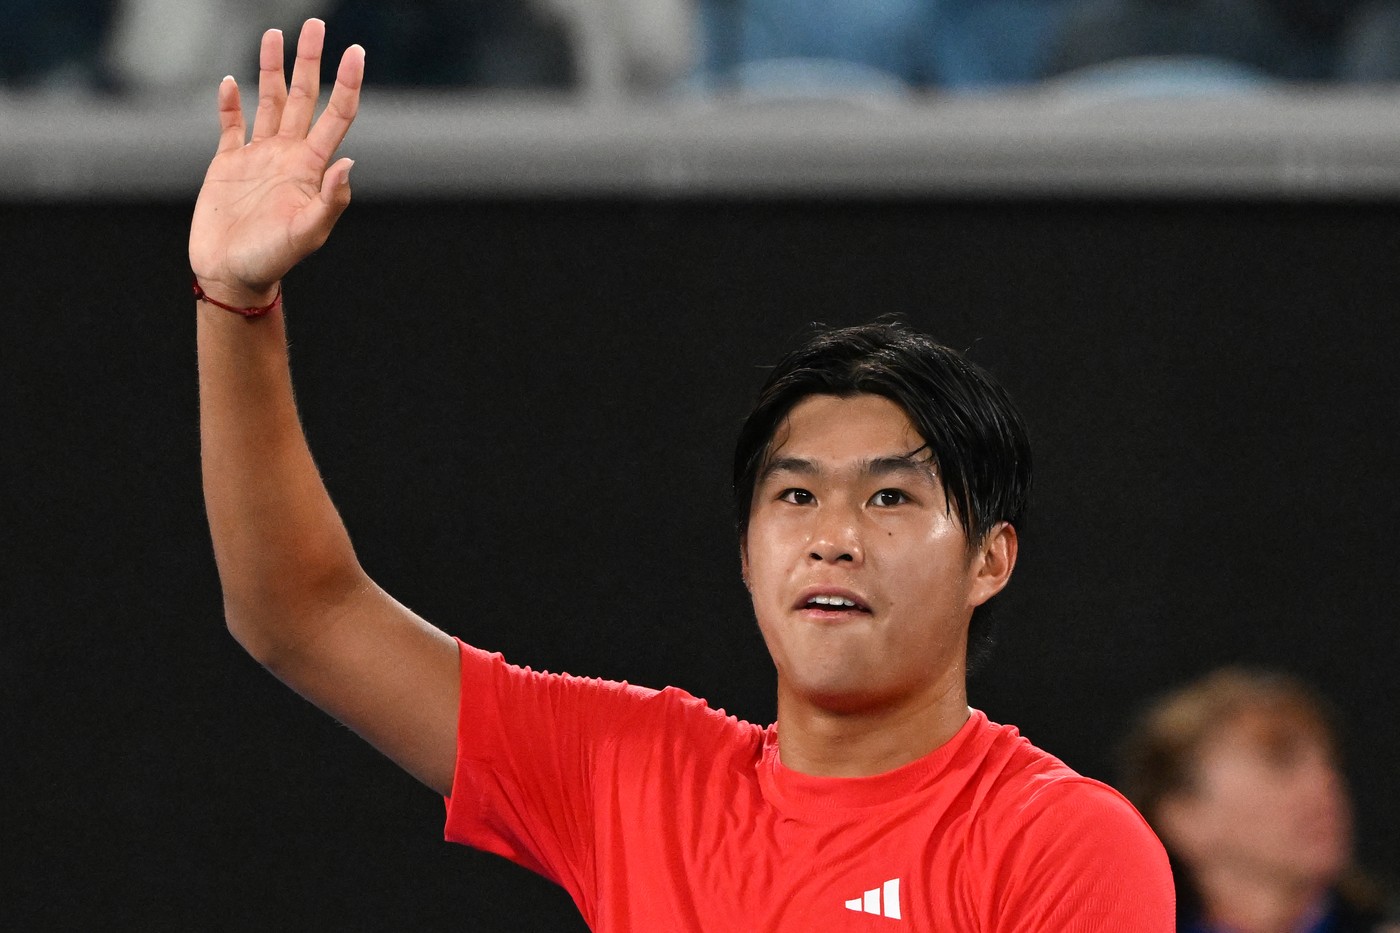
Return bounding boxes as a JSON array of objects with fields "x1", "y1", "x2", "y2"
[{"x1": 7, "y1": 197, "x2": 1399, "y2": 929}]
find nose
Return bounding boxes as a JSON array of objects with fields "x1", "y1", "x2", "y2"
[{"x1": 807, "y1": 508, "x2": 863, "y2": 565}]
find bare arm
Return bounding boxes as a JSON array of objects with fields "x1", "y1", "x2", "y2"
[{"x1": 191, "y1": 20, "x2": 459, "y2": 796}]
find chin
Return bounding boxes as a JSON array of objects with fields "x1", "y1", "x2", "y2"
[{"x1": 788, "y1": 671, "x2": 892, "y2": 714}]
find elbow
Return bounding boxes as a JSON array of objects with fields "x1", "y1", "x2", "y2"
[
  {"x1": 219, "y1": 565, "x2": 369, "y2": 670},
  {"x1": 223, "y1": 600, "x2": 295, "y2": 670}
]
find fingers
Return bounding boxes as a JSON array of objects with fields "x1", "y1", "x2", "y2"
[
  {"x1": 215, "y1": 76, "x2": 246, "y2": 153},
  {"x1": 279, "y1": 18, "x2": 325, "y2": 140},
  {"x1": 305, "y1": 44, "x2": 364, "y2": 163},
  {"x1": 251, "y1": 28, "x2": 286, "y2": 141}
]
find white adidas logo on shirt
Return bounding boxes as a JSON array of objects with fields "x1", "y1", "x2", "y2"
[{"x1": 844, "y1": 878, "x2": 902, "y2": 920}]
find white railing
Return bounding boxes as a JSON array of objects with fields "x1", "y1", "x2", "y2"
[{"x1": 4, "y1": 87, "x2": 1400, "y2": 199}]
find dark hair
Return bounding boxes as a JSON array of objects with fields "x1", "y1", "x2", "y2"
[{"x1": 732, "y1": 320, "x2": 1033, "y2": 668}]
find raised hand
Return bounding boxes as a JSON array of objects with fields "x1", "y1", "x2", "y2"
[{"x1": 190, "y1": 20, "x2": 364, "y2": 307}]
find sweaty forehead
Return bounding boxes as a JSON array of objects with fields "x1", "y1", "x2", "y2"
[
  {"x1": 761, "y1": 395, "x2": 935, "y2": 479},
  {"x1": 766, "y1": 393, "x2": 927, "y2": 462}
]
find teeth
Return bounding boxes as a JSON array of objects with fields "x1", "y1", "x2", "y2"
[{"x1": 809, "y1": 595, "x2": 857, "y2": 607}]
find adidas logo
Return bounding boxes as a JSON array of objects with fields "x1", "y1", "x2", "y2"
[{"x1": 844, "y1": 878, "x2": 902, "y2": 920}]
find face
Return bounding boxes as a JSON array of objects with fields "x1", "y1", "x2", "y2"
[
  {"x1": 740, "y1": 393, "x2": 1015, "y2": 715},
  {"x1": 1162, "y1": 708, "x2": 1352, "y2": 889}
]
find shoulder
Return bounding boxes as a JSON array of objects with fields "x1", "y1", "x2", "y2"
[
  {"x1": 1004, "y1": 772, "x2": 1165, "y2": 860},
  {"x1": 458, "y1": 640, "x2": 763, "y2": 750},
  {"x1": 958, "y1": 714, "x2": 1175, "y2": 931},
  {"x1": 969, "y1": 714, "x2": 1163, "y2": 856},
  {"x1": 618, "y1": 683, "x2": 768, "y2": 760}
]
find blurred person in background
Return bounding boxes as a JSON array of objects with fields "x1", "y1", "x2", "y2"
[
  {"x1": 104, "y1": 0, "x2": 331, "y2": 95},
  {"x1": 316, "y1": 0, "x2": 573, "y2": 89},
  {"x1": 14, "y1": 0, "x2": 1400, "y2": 96},
  {"x1": 1121, "y1": 668, "x2": 1399, "y2": 933},
  {"x1": 317, "y1": 0, "x2": 695, "y2": 96},
  {"x1": 688, "y1": 0, "x2": 1076, "y2": 94},
  {"x1": 0, "y1": 0, "x2": 120, "y2": 90},
  {"x1": 103, "y1": 0, "x2": 628, "y2": 95},
  {"x1": 1047, "y1": 0, "x2": 1400, "y2": 85}
]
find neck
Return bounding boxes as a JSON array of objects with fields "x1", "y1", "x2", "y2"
[
  {"x1": 774, "y1": 677, "x2": 970, "y2": 777},
  {"x1": 1195, "y1": 865, "x2": 1330, "y2": 933}
]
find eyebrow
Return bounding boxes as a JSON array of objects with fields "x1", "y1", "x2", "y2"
[{"x1": 760, "y1": 448, "x2": 936, "y2": 484}]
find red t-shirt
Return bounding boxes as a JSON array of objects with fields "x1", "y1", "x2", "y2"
[{"x1": 444, "y1": 641, "x2": 1174, "y2": 931}]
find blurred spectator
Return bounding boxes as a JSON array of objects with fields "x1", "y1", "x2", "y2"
[
  {"x1": 691, "y1": 0, "x2": 1075, "y2": 94},
  {"x1": 1047, "y1": 0, "x2": 1400, "y2": 84},
  {"x1": 1266, "y1": 0, "x2": 1400, "y2": 80},
  {"x1": 692, "y1": 0, "x2": 940, "y2": 94},
  {"x1": 1336, "y1": 2, "x2": 1400, "y2": 81},
  {"x1": 686, "y1": 0, "x2": 1109, "y2": 94},
  {"x1": 1121, "y1": 668, "x2": 1398, "y2": 933},
  {"x1": 0, "y1": 0, "x2": 120, "y2": 90},
  {"x1": 318, "y1": 0, "x2": 694, "y2": 95},
  {"x1": 10, "y1": 0, "x2": 1400, "y2": 96},
  {"x1": 317, "y1": 0, "x2": 572, "y2": 90},
  {"x1": 930, "y1": 0, "x2": 1077, "y2": 88},
  {"x1": 100, "y1": 0, "x2": 630, "y2": 96},
  {"x1": 536, "y1": 0, "x2": 695, "y2": 93},
  {"x1": 104, "y1": 0, "x2": 330, "y2": 95}
]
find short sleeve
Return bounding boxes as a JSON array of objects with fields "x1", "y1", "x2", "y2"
[
  {"x1": 443, "y1": 639, "x2": 659, "y2": 913},
  {"x1": 988, "y1": 778, "x2": 1175, "y2": 933}
]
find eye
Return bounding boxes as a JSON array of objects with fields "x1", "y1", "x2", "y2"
[
  {"x1": 870, "y1": 489, "x2": 908, "y2": 507},
  {"x1": 779, "y1": 488, "x2": 815, "y2": 505}
]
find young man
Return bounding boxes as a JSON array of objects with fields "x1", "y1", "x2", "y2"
[{"x1": 191, "y1": 19, "x2": 1174, "y2": 930}]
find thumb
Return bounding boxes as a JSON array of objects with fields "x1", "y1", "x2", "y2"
[
  {"x1": 320, "y1": 157, "x2": 354, "y2": 215},
  {"x1": 291, "y1": 158, "x2": 355, "y2": 253}
]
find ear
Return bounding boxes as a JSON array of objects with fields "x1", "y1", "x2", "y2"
[
  {"x1": 739, "y1": 535, "x2": 751, "y2": 591},
  {"x1": 968, "y1": 522, "x2": 1018, "y2": 608}
]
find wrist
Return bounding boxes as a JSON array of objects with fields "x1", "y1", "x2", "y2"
[{"x1": 193, "y1": 276, "x2": 282, "y2": 317}]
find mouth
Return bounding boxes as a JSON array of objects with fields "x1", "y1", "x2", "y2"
[{"x1": 794, "y1": 588, "x2": 873, "y2": 618}]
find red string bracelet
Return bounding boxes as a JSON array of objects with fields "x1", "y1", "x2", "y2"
[{"x1": 192, "y1": 278, "x2": 282, "y2": 318}]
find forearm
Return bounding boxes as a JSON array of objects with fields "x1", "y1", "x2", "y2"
[
  {"x1": 197, "y1": 298, "x2": 365, "y2": 661},
  {"x1": 186, "y1": 26, "x2": 460, "y2": 793}
]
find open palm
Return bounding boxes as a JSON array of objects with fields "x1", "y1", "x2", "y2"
[{"x1": 190, "y1": 20, "x2": 363, "y2": 306}]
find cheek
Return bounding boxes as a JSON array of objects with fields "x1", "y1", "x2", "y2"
[
  {"x1": 1205, "y1": 771, "x2": 1306, "y2": 848},
  {"x1": 742, "y1": 529, "x2": 788, "y2": 600},
  {"x1": 881, "y1": 529, "x2": 971, "y2": 592}
]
